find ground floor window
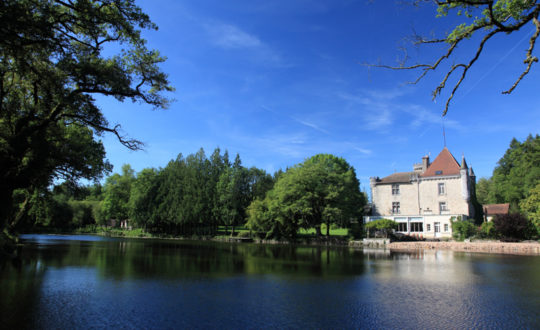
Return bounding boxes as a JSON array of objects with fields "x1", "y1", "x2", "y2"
[
  {"x1": 410, "y1": 222, "x2": 423, "y2": 232},
  {"x1": 398, "y1": 222, "x2": 408, "y2": 232},
  {"x1": 444, "y1": 223, "x2": 449, "y2": 232},
  {"x1": 426, "y1": 224, "x2": 431, "y2": 231}
]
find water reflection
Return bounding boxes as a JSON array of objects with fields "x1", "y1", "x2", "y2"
[{"x1": 0, "y1": 235, "x2": 539, "y2": 329}]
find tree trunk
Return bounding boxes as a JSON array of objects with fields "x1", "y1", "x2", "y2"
[
  {"x1": 315, "y1": 225, "x2": 322, "y2": 236},
  {"x1": 231, "y1": 225, "x2": 235, "y2": 237},
  {"x1": 326, "y1": 220, "x2": 330, "y2": 236}
]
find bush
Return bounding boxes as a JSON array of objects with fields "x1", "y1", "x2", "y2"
[
  {"x1": 365, "y1": 219, "x2": 398, "y2": 238},
  {"x1": 477, "y1": 221, "x2": 498, "y2": 239},
  {"x1": 493, "y1": 213, "x2": 533, "y2": 241},
  {"x1": 452, "y1": 219, "x2": 476, "y2": 241}
]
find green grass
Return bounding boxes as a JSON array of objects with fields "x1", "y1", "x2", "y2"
[
  {"x1": 71, "y1": 224, "x2": 349, "y2": 239},
  {"x1": 298, "y1": 225, "x2": 348, "y2": 236}
]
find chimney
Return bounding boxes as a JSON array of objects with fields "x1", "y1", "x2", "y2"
[{"x1": 422, "y1": 155, "x2": 430, "y2": 172}]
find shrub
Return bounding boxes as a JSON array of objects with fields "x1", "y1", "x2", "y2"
[
  {"x1": 452, "y1": 219, "x2": 476, "y2": 241},
  {"x1": 477, "y1": 221, "x2": 497, "y2": 239},
  {"x1": 493, "y1": 213, "x2": 533, "y2": 241},
  {"x1": 365, "y1": 219, "x2": 398, "y2": 238}
]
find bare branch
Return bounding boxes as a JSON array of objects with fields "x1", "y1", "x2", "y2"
[{"x1": 503, "y1": 16, "x2": 540, "y2": 94}]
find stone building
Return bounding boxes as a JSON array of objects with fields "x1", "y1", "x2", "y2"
[{"x1": 364, "y1": 147, "x2": 478, "y2": 238}]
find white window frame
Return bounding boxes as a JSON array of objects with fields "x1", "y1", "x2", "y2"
[
  {"x1": 427, "y1": 224, "x2": 431, "y2": 231},
  {"x1": 392, "y1": 202, "x2": 400, "y2": 214},
  {"x1": 439, "y1": 201, "x2": 448, "y2": 214},
  {"x1": 392, "y1": 184, "x2": 400, "y2": 195},
  {"x1": 438, "y1": 182, "x2": 446, "y2": 195}
]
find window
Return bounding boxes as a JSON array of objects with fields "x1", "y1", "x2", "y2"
[
  {"x1": 435, "y1": 170, "x2": 443, "y2": 175},
  {"x1": 438, "y1": 183, "x2": 445, "y2": 195},
  {"x1": 439, "y1": 202, "x2": 448, "y2": 214},
  {"x1": 392, "y1": 184, "x2": 400, "y2": 195},
  {"x1": 427, "y1": 224, "x2": 431, "y2": 231},
  {"x1": 398, "y1": 223, "x2": 408, "y2": 232},
  {"x1": 410, "y1": 222, "x2": 423, "y2": 232},
  {"x1": 444, "y1": 224, "x2": 449, "y2": 232},
  {"x1": 392, "y1": 202, "x2": 400, "y2": 214}
]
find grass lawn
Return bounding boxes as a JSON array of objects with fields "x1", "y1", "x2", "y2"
[{"x1": 298, "y1": 226, "x2": 348, "y2": 236}]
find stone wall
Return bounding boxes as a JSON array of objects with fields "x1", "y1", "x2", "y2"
[{"x1": 387, "y1": 241, "x2": 540, "y2": 255}]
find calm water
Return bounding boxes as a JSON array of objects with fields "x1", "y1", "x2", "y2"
[{"x1": 1, "y1": 235, "x2": 540, "y2": 329}]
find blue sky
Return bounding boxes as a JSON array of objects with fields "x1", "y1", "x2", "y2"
[{"x1": 98, "y1": 0, "x2": 540, "y2": 192}]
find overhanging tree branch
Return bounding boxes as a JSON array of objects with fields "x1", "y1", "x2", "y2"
[{"x1": 370, "y1": 0, "x2": 540, "y2": 116}]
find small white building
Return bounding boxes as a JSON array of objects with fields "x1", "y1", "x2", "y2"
[{"x1": 364, "y1": 147, "x2": 477, "y2": 238}]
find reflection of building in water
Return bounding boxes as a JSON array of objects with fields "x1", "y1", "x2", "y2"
[{"x1": 364, "y1": 147, "x2": 480, "y2": 239}]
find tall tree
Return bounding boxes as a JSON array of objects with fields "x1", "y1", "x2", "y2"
[
  {"x1": 217, "y1": 154, "x2": 250, "y2": 236},
  {"x1": 488, "y1": 134, "x2": 540, "y2": 207},
  {"x1": 247, "y1": 154, "x2": 365, "y2": 239},
  {"x1": 100, "y1": 164, "x2": 135, "y2": 224},
  {"x1": 373, "y1": 0, "x2": 540, "y2": 115},
  {"x1": 0, "y1": 0, "x2": 172, "y2": 236},
  {"x1": 476, "y1": 177, "x2": 493, "y2": 205}
]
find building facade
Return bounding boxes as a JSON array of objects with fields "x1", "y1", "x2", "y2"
[{"x1": 364, "y1": 147, "x2": 477, "y2": 238}]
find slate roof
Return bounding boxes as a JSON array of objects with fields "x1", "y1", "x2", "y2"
[
  {"x1": 421, "y1": 147, "x2": 461, "y2": 177},
  {"x1": 483, "y1": 203, "x2": 510, "y2": 215},
  {"x1": 377, "y1": 171, "x2": 415, "y2": 184}
]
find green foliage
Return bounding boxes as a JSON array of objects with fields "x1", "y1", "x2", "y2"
[
  {"x1": 394, "y1": 1, "x2": 540, "y2": 115},
  {"x1": 365, "y1": 219, "x2": 397, "y2": 238},
  {"x1": 247, "y1": 154, "x2": 365, "y2": 240},
  {"x1": 451, "y1": 219, "x2": 477, "y2": 241},
  {"x1": 364, "y1": 219, "x2": 398, "y2": 231},
  {"x1": 488, "y1": 135, "x2": 540, "y2": 207},
  {"x1": 476, "y1": 177, "x2": 492, "y2": 205},
  {"x1": 520, "y1": 183, "x2": 540, "y2": 236},
  {"x1": 100, "y1": 164, "x2": 135, "y2": 223},
  {"x1": 477, "y1": 221, "x2": 498, "y2": 239},
  {"x1": 0, "y1": 0, "x2": 172, "y2": 234},
  {"x1": 493, "y1": 213, "x2": 534, "y2": 241}
]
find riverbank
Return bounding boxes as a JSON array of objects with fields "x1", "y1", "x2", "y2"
[
  {"x1": 18, "y1": 229, "x2": 540, "y2": 256},
  {"x1": 386, "y1": 241, "x2": 540, "y2": 256}
]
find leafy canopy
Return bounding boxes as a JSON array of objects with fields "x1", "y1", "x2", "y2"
[
  {"x1": 0, "y1": 0, "x2": 173, "y2": 231},
  {"x1": 247, "y1": 154, "x2": 365, "y2": 239}
]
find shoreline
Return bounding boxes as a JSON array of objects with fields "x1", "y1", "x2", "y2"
[
  {"x1": 386, "y1": 241, "x2": 540, "y2": 256},
  {"x1": 18, "y1": 232, "x2": 540, "y2": 256}
]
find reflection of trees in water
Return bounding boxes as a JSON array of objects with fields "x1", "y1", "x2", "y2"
[
  {"x1": 12, "y1": 238, "x2": 371, "y2": 281},
  {"x1": 0, "y1": 257, "x2": 46, "y2": 328}
]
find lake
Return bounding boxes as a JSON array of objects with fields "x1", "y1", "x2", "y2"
[{"x1": 1, "y1": 234, "x2": 539, "y2": 329}]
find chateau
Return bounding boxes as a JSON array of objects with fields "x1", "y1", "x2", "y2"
[{"x1": 364, "y1": 147, "x2": 478, "y2": 238}]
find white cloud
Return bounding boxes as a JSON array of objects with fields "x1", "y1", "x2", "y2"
[
  {"x1": 204, "y1": 22, "x2": 288, "y2": 67},
  {"x1": 206, "y1": 23, "x2": 262, "y2": 49},
  {"x1": 261, "y1": 106, "x2": 330, "y2": 134}
]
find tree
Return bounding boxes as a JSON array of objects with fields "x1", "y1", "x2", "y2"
[
  {"x1": 247, "y1": 154, "x2": 365, "y2": 239},
  {"x1": 217, "y1": 155, "x2": 250, "y2": 236},
  {"x1": 520, "y1": 182, "x2": 540, "y2": 235},
  {"x1": 100, "y1": 164, "x2": 135, "y2": 224},
  {"x1": 489, "y1": 134, "x2": 540, "y2": 207},
  {"x1": 374, "y1": 0, "x2": 540, "y2": 115},
  {"x1": 493, "y1": 213, "x2": 534, "y2": 241},
  {"x1": 476, "y1": 177, "x2": 493, "y2": 205},
  {"x1": 0, "y1": 0, "x2": 172, "y2": 237},
  {"x1": 128, "y1": 168, "x2": 160, "y2": 230}
]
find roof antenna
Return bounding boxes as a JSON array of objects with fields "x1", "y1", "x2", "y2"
[{"x1": 442, "y1": 116, "x2": 447, "y2": 148}]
